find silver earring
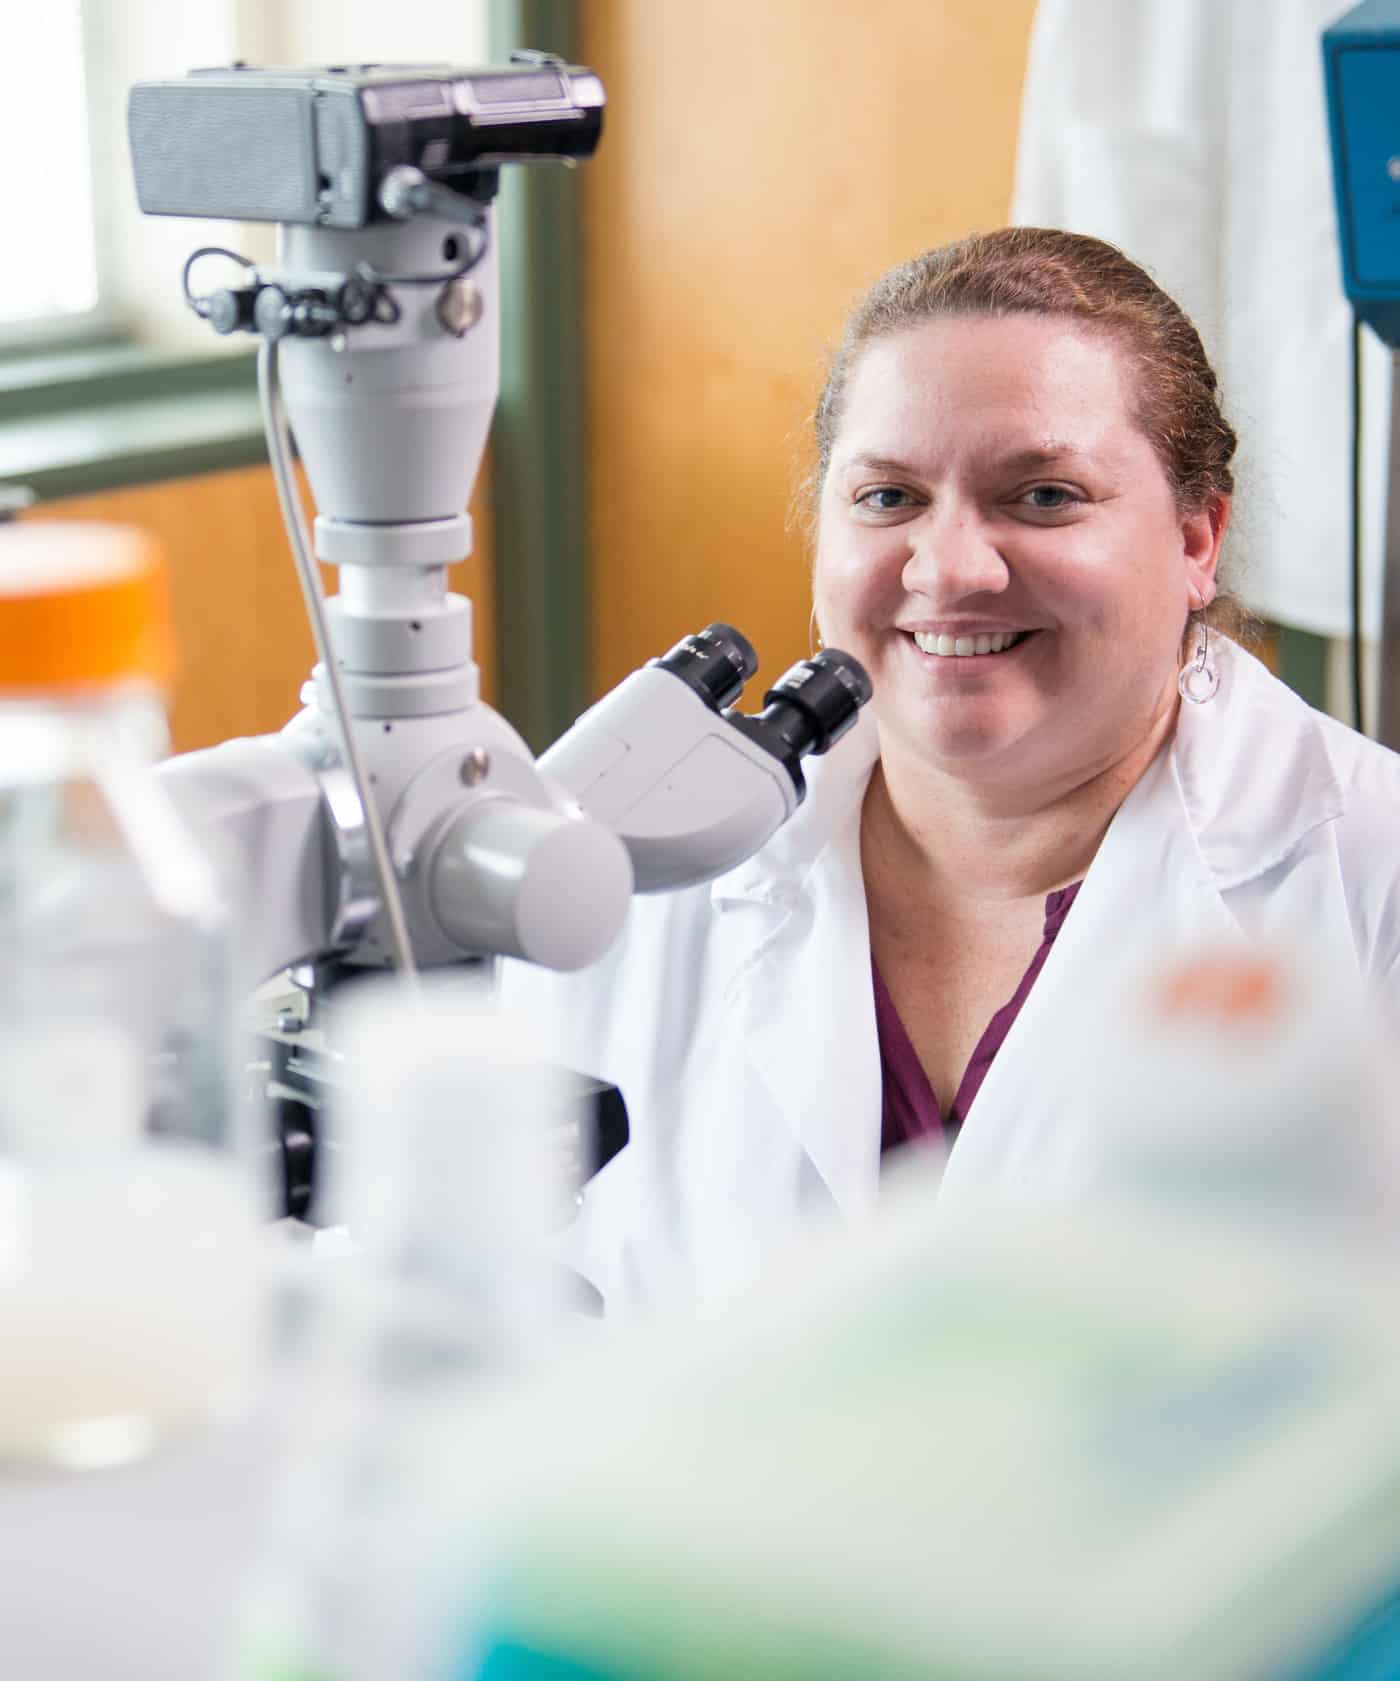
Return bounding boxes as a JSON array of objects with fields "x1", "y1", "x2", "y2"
[
  {"x1": 1178, "y1": 619, "x2": 1219, "y2": 704},
  {"x1": 809, "y1": 605, "x2": 823, "y2": 657}
]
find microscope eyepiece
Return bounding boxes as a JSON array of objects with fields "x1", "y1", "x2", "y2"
[
  {"x1": 723, "y1": 646, "x2": 872, "y2": 801},
  {"x1": 763, "y1": 649, "x2": 873, "y2": 754},
  {"x1": 653, "y1": 622, "x2": 759, "y2": 712}
]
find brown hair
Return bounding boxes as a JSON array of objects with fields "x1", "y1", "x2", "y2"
[{"x1": 810, "y1": 227, "x2": 1254, "y2": 645}]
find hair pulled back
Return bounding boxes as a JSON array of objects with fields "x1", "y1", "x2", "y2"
[{"x1": 812, "y1": 227, "x2": 1249, "y2": 639}]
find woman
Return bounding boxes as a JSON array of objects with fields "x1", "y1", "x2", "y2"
[{"x1": 504, "y1": 228, "x2": 1400, "y2": 1313}]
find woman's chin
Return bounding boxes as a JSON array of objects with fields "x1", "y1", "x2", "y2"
[{"x1": 881, "y1": 706, "x2": 1033, "y2": 771}]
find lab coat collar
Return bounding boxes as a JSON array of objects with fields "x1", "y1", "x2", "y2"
[{"x1": 1170, "y1": 637, "x2": 1345, "y2": 891}]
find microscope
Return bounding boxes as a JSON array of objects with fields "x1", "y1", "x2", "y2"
[{"x1": 126, "y1": 59, "x2": 872, "y2": 1219}]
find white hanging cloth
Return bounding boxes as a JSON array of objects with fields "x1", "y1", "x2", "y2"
[{"x1": 1011, "y1": 0, "x2": 1387, "y2": 640}]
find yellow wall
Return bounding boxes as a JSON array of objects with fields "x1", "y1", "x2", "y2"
[{"x1": 579, "y1": 0, "x2": 1041, "y2": 698}]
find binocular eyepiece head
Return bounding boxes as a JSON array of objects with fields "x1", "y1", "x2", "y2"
[{"x1": 654, "y1": 622, "x2": 872, "y2": 797}]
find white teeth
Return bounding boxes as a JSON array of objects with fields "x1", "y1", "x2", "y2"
[{"x1": 912, "y1": 630, "x2": 1024, "y2": 658}]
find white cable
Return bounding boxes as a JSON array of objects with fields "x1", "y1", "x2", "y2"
[{"x1": 257, "y1": 338, "x2": 419, "y2": 981}]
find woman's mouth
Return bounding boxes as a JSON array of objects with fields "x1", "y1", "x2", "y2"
[{"x1": 910, "y1": 629, "x2": 1034, "y2": 658}]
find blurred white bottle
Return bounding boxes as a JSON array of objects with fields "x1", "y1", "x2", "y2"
[
  {"x1": 1062, "y1": 937, "x2": 1400, "y2": 1231},
  {"x1": 0, "y1": 522, "x2": 259, "y2": 1468},
  {"x1": 230, "y1": 974, "x2": 576, "y2": 1681}
]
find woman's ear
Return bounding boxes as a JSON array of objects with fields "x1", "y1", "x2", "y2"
[{"x1": 1183, "y1": 493, "x2": 1230, "y2": 610}]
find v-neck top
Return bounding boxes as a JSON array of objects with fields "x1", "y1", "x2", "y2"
[{"x1": 874, "y1": 881, "x2": 1082, "y2": 1155}]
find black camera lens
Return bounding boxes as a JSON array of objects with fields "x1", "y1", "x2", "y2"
[{"x1": 653, "y1": 622, "x2": 759, "y2": 712}]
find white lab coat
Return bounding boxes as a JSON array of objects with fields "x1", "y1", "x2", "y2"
[
  {"x1": 502, "y1": 641, "x2": 1400, "y2": 1314},
  {"x1": 1011, "y1": 0, "x2": 1389, "y2": 641}
]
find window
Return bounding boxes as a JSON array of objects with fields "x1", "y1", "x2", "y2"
[
  {"x1": 2, "y1": 1, "x2": 496, "y2": 361},
  {"x1": 0, "y1": 2, "x2": 102, "y2": 340}
]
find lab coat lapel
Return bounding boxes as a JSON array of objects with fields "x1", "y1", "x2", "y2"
[
  {"x1": 711, "y1": 720, "x2": 884, "y2": 1224},
  {"x1": 939, "y1": 737, "x2": 1248, "y2": 1200}
]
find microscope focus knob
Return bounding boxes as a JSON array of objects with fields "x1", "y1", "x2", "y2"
[{"x1": 429, "y1": 798, "x2": 634, "y2": 972}]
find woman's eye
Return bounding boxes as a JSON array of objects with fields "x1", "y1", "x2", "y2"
[
  {"x1": 1020, "y1": 484, "x2": 1081, "y2": 512},
  {"x1": 853, "y1": 486, "x2": 914, "y2": 513}
]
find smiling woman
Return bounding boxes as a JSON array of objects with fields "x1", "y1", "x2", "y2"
[
  {"x1": 501, "y1": 227, "x2": 1400, "y2": 1318},
  {"x1": 810, "y1": 230, "x2": 1241, "y2": 1131}
]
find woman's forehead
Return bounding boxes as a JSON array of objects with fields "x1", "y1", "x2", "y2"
[{"x1": 833, "y1": 313, "x2": 1140, "y2": 461}]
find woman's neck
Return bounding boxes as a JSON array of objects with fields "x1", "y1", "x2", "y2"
[{"x1": 863, "y1": 700, "x2": 1179, "y2": 910}]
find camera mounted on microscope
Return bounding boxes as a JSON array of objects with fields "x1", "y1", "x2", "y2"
[
  {"x1": 128, "y1": 57, "x2": 603, "y2": 344},
  {"x1": 128, "y1": 57, "x2": 604, "y2": 228}
]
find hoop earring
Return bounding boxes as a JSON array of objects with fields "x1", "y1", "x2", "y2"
[
  {"x1": 809, "y1": 605, "x2": 823, "y2": 657},
  {"x1": 1178, "y1": 618, "x2": 1220, "y2": 704}
]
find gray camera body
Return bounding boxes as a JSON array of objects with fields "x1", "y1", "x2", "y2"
[{"x1": 128, "y1": 60, "x2": 605, "y2": 227}]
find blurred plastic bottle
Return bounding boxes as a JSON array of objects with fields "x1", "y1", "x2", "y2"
[
  {"x1": 1061, "y1": 939, "x2": 1400, "y2": 1233},
  {"x1": 0, "y1": 522, "x2": 259, "y2": 1469},
  {"x1": 229, "y1": 975, "x2": 575, "y2": 1681}
]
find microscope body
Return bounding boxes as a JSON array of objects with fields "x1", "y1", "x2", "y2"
[
  {"x1": 128, "y1": 59, "x2": 871, "y2": 1002},
  {"x1": 152, "y1": 204, "x2": 629, "y2": 978}
]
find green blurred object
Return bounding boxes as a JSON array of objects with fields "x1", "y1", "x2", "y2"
[
  {"x1": 1275, "y1": 621, "x2": 1330, "y2": 713},
  {"x1": 488, "y1": 0, "x2": 590, "y2": 754},
  {"x1": 0, "y1": 346, "x2": 263, "y2": 500},
  {"x1": 475, "y1": 1643, "x2": 624, "y2": 1681}
]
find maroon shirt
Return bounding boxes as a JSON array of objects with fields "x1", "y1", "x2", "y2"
[{"x1": 875, "y1": 881, "x2": 1082, "y2": 1154}]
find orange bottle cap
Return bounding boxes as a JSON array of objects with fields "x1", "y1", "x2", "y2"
[{"x1": 0, "y1": 523, "x2": 176, "y2": 692}]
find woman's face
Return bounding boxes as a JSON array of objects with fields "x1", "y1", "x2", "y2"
[{"x1": 813, "y1": 314, "x2": 1226, "y2": 797}]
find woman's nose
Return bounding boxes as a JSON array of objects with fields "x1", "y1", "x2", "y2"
[{"x1": 901, "y1": 504, "x2": 1010, "y2": 601}]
